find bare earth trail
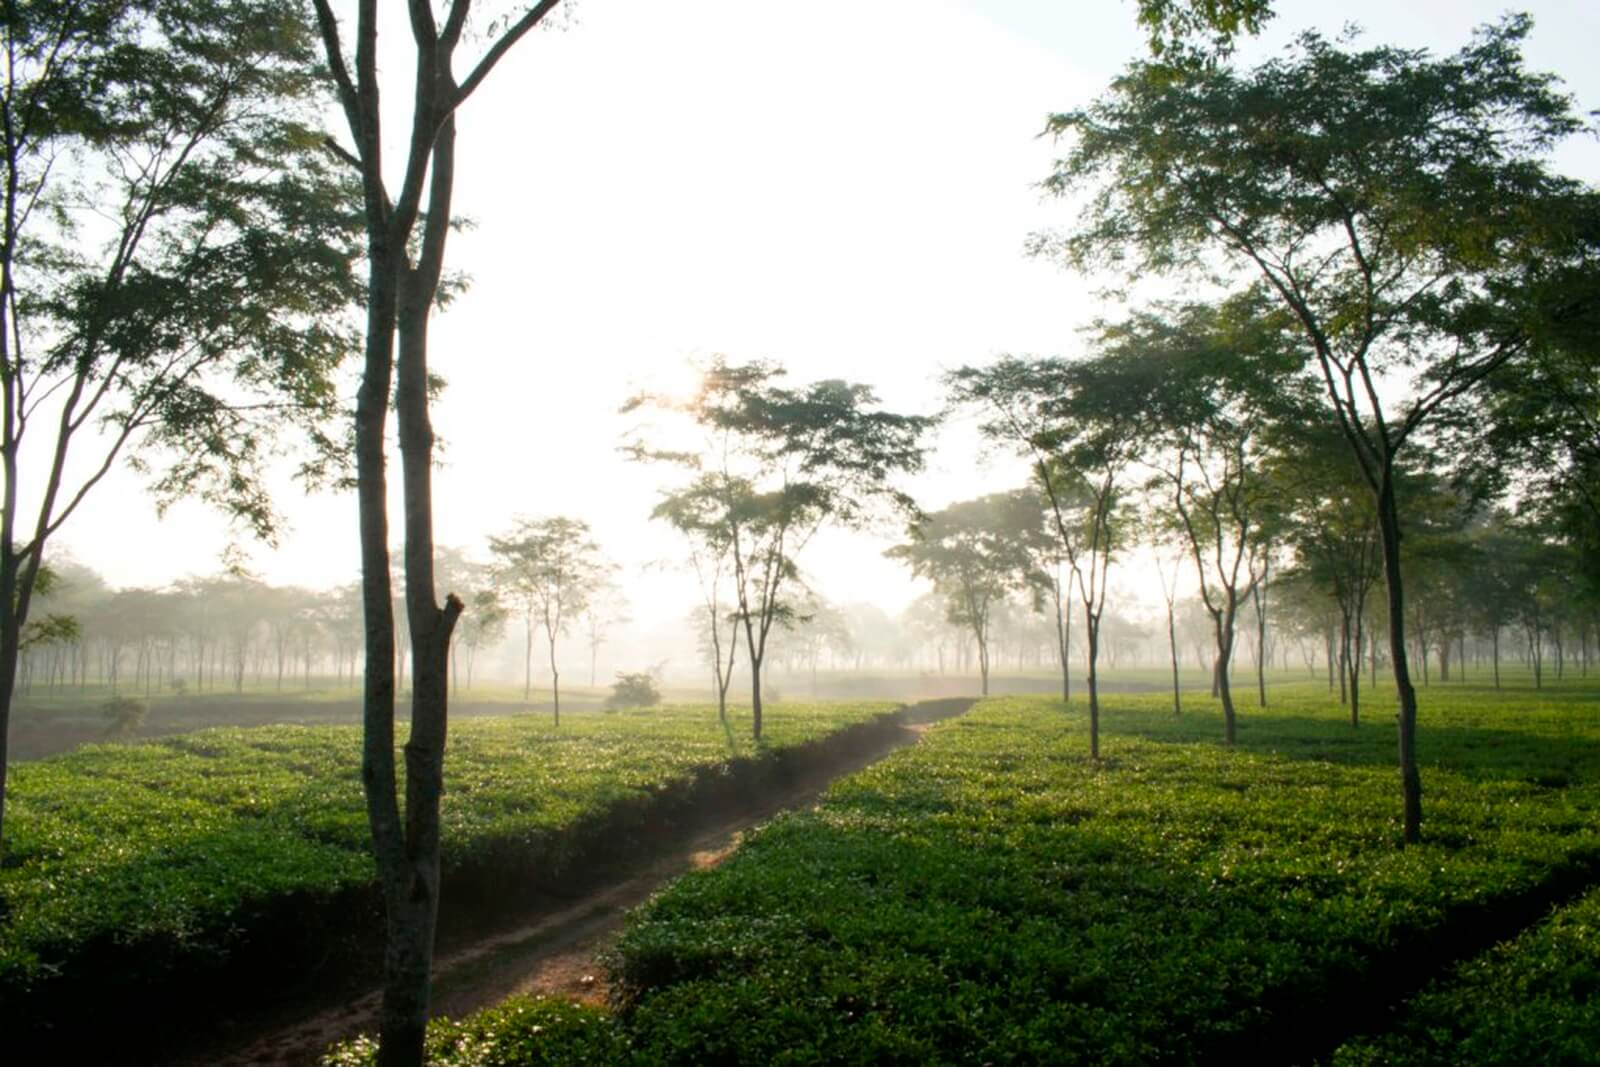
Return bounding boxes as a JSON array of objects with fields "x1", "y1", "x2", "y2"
[{"x1": 197, "y1": 698, "x2": 975, "y2": 1066}]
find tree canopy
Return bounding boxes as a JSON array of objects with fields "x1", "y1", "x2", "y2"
[
  {"x1": 0, "y1": 0, "x2": 364, "y2": 858},
  {"x1": 1037, "y1": 12, "x2": 1600, "y2": 842},
  {"x1": 626, "y1": 356, "x2": 931, "y2": 738}
]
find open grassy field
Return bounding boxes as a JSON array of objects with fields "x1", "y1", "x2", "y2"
[
  {"x1": 327, "y1": 677, "x2": 1600, "y2": 1064},
  {"x1": 0, "y1": 700, "x2": 898, "y2": 1051}
]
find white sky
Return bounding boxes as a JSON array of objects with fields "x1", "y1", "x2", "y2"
[{"x1": 47, "y1": 0, "x2": 1600, "y2": 628}]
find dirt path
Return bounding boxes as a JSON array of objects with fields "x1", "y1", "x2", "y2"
[{"x1": 197, "y1": 698, "x2": 974, "y2": 1066}]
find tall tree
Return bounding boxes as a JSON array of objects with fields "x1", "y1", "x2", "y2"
[
  {"x1": 1271, "y1": 421, "x2": 1383, "y2": 725},
  {"x1": 1040, "y1": 16, "x2": 1597, "y2": 842},
  {"x1": 948, "y1": 358, "x2": 1147, "y2": 760},
  {"x1": 626, "y1": 357, "x2": 931, "y2": 739},
  {"x1": 886, "y1": 491, "x2": 1049, "y2": 697},
  {"x1": 1097, "y1": 296, "x2": 1304, "y2": 743},
  {"x1": 0, "y1": 0, "x2": 362, "y2": 855},
  {"x1": 309, "y1": 0, "x2": 565, "y2": 1061},
  {"x1": 488, "y1": 515, "x2": 611, "y2": 724},
  {"x1": 652, "y1": 478, "x2": 742, "y2": 723}
]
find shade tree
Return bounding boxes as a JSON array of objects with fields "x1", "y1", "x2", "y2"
[
  {"x1": 488, "y1": 516, "x2": 613, "y2": 724},
  {"x1": 886, "y1": 491, "x2": 1050, "y2": 697},
  {"x1": 1038, "y1": 15, "x2": 1597, "y2": 842},
  {"x1": 0, "y1": 0, "x2": 364, "y2": 857},
  {"x1": 1094, "y1": 296, "x2": 1305, "y2": 742},
  {"x1": 626, "y1": 357, "x2": 931, "y2": 739},
  {"x1": 948, "y1": 359, "x2": 1149, "y2": 759}
]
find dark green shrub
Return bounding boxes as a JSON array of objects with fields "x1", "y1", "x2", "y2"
[
  {"x1": 100, "y1": 696, "x2": 147, "y2": 738},
  {"x1": 606, "y1": 672, "x2": 660, "y2": 710}
]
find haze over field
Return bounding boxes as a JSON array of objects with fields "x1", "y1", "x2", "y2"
[{"x1": 40, "y1": 0, "x2": 1600, "y2": 633}]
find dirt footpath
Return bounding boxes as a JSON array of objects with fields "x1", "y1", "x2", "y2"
[{"x1": 197, "y1": 698, "x2": 975, "y2": 1066}]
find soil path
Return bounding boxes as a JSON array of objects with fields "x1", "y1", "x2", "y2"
[{"x1": 196, "y1": 698, "x2": 975, "y2": 1066}]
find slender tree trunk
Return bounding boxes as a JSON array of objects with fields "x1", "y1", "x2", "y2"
[
  {"x1": 1326, "y1": 626, "x2": 1336, "y2": 690},
  {"x1": 546, "y1": 627, "x2": 560, "y2": 727},
  {"x1": 1167, "y1": 601, "x2": 1181, "y2": 716},
  {"x1": 0, "y1": 551, "x2": 27, "y2": 854},
  {"x1": 353, "y1": 247, "x2": 411, "y2": 1064},
  {"x1": 1057, "y1": 583, "x2": 1072, "y2": 702},
  {"x1": 1084, "y1": 605, "x2": 1100, "y2": 761},
  {"x1": 1492, "y1": 626, "x2": 1501, "y2": 688},
  {"x1": 522, "y1": 614, "x2": 533, "y2": 703},
  {"x1": 1252, "y1": 571, "x2": 1268, "y2": 708},
  {"x1": 749, "y1": 655, "x2": 763, "y2": 740},
  {"x1": 977, "y1": 629, "x2": 990, "y2": 697},
  {"x1": 1375, "y1": 475, "x2": 1421, "y2": 845},
  {"x1": 1348, "y1": 622, "x2": 1362, "y2": 728},
  {"x1": 739, "y1": 608, "x2": 765, "y2": 742},
  {"x1": 1337, "y1": 615, "x2": 1350, "y2": 706},
  {"x1": 1213, "y1": 605, "x2": 1237, "y2": 746}
]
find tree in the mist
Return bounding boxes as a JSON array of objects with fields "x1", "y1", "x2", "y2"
[
  {"x1": 1504, "y1": 530, "x2": 1581, "y2": 687},
  {"x1": 1040, "y1": 16, "x2": 1597, "y2": 842},
  {"x1": 488, "y1": 516, "x2": 611, "y2": 724},
  {"x1": 948, "y1": 359, "x2": 1146, "y2": 760},
  {"x1": 1146, "y1": 533, "x2": 1186, "y2": 716},
  {"x1": 842, "y1": 601, "x2": 899, "y2": 672},
  {"x1": 1457, "y1": 514, "x2": 1531, "y2": 689},
  {"x1": 1391, "y1": 477, "x2": 1479, "y2": 686},
  {"x1": 886, "y1": 492, "x2": 1048, "y2": 697},
  {"x1": 901, "y1": 591, "x2": 966, "y2": 676},
  {"x1": 0, "y1": 0, "x2": 362, "y2": 855},
  {"x1": 1466, "y1": 321, "x2": 1600, "y2": 612},
  {"x1": 626, "y1": 358, "x2": 931, "y2": 740},
  {"x1": 432, "y1": 546, "x2": 499, "y2": 697},
  {"x1": 14, "y1": 565, "x2": 80, "y2": 694},
  {"x1": 771, "y1": 590, "x2": 854, "y2": 697},
  {"x1": 580, "y1": 585, "x2": 629, "y2": 688},
  {"x1": 1100, "y1": 297, "x2": 1304, "y2": 743},
  {"x1": 1272, "y1": 422, "x2": 1383, "y2": 725},
  {"x1": 309, "y1": 0, "x2": 566, "y2": 1059},
  {"x1": 453, "y1": 589, "x2": 507, "y2": 694},
  {"x1": 654, "y1": 478, "x2": 743, "y2": 722}
]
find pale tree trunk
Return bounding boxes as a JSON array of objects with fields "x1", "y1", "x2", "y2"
[
  {"x1": 1166, "y1": 599, "x2": 1181, "y2": 716},
  {"x1": 1252, "y1": 556, "x2": 1268, "y2": 708},
  {"x1": 546, "y1": 624, "x2": 560, "y2": 727},
  {"x1": 522, "y1": 613, "x2": 534, "y2": 702},
  {"x1": 1055, "y1": 572, "x2": 1072, "y2": 702}
]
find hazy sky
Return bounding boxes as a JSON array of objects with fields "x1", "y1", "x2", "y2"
[{"x1": 48, "y1": 0, "x2": 1600, "y2": 625}]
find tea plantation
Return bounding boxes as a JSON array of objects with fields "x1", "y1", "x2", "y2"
[
  {"x1": 0, "y1": 701, "x2": 896, "y2": 1042},
  {"x1": 328, "y1": 682, "x2": 1600, "y2": 1064}
]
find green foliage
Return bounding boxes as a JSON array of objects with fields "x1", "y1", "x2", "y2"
[
  {"x1": 99, "y1": 696, "x2": 147, "y2": 738},
  {"x1": 2, "y1": 0, "x2": 365, "y2": 539},
  {"x1": 626, "y1": 357, "x2": 932, "y2": 720},
  {"x1": 0, "y1": 702, "x2": 893, "y2": 1003},
  {"x1": 886, "y1": 492, "x2": 1051, "y2": 690},
  {"x1": 1133, "y1": 0, "x2": 1273, "y2": 56},
  {"x1": 606, "y1": 672, "x2": 661, "y2": 710},
  {"x1": 1333, "y1": 887, "x2": 1600, "y2": 1066},
  {"x1": 321, "y1": 996, "x2": 626, "y2": 1067},
  {"x1": 599, "y1": 685, "x2": 1600, "y2": 1062}
]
